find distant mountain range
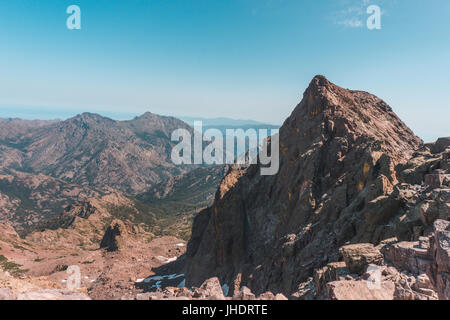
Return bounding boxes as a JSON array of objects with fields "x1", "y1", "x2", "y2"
[
  {"x1": 0, "y1": 112, "x2": 194, "y2": 195},
  {"x1": 0, "y1": 112, "x2": 227, "y2": 236},
  {"x1": 177, "y1": 116, "x2": 278, "y2": 127}
]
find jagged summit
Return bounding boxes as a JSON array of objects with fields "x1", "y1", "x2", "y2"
[
  {"x1": 309, "y1": 74, "x2": 332, "y2": 87},
  {"x1": 135, "y1": 111, "x2": 158, "y2": 119},
  {"x1": 68, "y1": 112, "x2": 116, "y2": 124},
  {"x1": 282, "y1": 76, "x2": 422, "y2": 162}
]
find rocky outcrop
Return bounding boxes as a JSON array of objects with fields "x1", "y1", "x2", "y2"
[
  {"x1": 100, "y1": 220, "x2": 129, "y2": 252},
  {"x1": 185, "y1": 75, "x2": 424, "y2": 297},
  {"x1": 312, "y1": 219, "x2": 449, "y2": 300},
  {"x1": 429, "y1": 219, "x2": 450, "y2": 299},
  {"x1": 339, "y1": 244, "x2": 384, "y2": 274}
]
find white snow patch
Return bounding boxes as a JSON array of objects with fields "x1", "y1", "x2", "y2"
[
  {"x1": 167, "y1": 273, "x2": 184, "y2": 280},
  {"x1": 141, "y1": 273, "x2": 185, "y2": 289},
  {"x1": 165, "y1": 256, "x2": 178, "y2": 264}
]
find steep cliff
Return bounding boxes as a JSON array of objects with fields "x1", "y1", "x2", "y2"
[{"x1": 185, "y1": 75, "x2": 424, "y2": 297}]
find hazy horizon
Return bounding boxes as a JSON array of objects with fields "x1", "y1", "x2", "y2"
[{"x1": 0, "y1": 105, "x2": 281, "y2": 126}]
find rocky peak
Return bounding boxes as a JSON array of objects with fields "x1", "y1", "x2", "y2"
[
  {"x1": 185, "y1": 76, "x2": 427, "y2": 298},
  {"x1": 136, "y1": 111, "x2": 157, "y2": 119},
  {"x1": 282, "y1": 75, "x2": 422, "y2": 162},
  {"x1": 66, "y1": 112, "x2": 117, "y2": 128}
]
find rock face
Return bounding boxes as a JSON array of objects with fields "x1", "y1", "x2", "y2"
[
  {"x1": 185, "y1": 75, "x2": 425, "y2": 297},
  {"x1": 428, "y1": 220, "x2": 450, "y2": 299}
]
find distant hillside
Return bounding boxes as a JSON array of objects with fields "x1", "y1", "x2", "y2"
[
  {"x1": 0, "y1": 118, "x2": 59, "y2": 141},
  {"x1": 137, "y1": 165, "x2": 229, "y2": 240},
  {"x1": 0, "y1": 167, "x2": 103, "y2": 235}
]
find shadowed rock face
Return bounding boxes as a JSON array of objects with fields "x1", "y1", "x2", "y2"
[
  {"x1": 100, "y1": 220, "x2": 128, "y2": 252},
  {"x1": 185, "y1": 75, "x2": 424, "y2": 297}
]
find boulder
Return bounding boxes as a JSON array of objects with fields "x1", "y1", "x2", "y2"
[
  {"x1": 195, "y1": 277, "x2": 225, "y2": 300},
  {"x1": 340, "y1": 244, "x2": 384, "y2": 274},
  {"x1": 327, "y1": 280, "x2": 395, "y2": 300},
  {"x1": 233, "y1": 286, "x2": 256, "y2": 300},
  {"x1": 384, "y1": 241, "x2": 431, "y2": 275}
]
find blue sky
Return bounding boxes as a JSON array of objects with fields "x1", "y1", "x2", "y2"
[{"x1": 0, "y1": 0, "x2": 449, "y2": 141}]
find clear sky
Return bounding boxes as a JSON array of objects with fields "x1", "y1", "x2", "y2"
[{"x1": 0, "y1": 0, "x2": 449, "y2": 141}]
